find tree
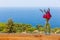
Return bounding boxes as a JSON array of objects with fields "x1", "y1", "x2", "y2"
[{"x1": 6, "y1": 18, "x2": 16, "y2": 33}]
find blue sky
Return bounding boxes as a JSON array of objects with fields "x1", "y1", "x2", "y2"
[{"x1": 0, "y1": 0, "x2": 60, "y2": 7}]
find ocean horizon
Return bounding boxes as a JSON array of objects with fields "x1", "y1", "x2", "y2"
[{"x1": 0, "y1": 7, "x2": 60, "y2": 28}]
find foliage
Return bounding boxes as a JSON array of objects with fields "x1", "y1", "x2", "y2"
[
  {"x1": 0, "y1": 19, "x2": 60, "y2": 34},
  {"x1": 26, "y1": 27, "x2": 36, "y2": 33},
  {"x1": 6, "y1": 19, "x2": 16, "y2": 33},
  {"x1": 36, "y1": 24, "x2": 44, "y2": 31},
  {"x1": 52, "y1": 28, "x2": 60, "y2": 33}
]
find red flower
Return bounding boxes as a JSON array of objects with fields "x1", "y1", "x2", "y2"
[{"x1": 43, "y1": 10, "x2": 51, "y2": 21}]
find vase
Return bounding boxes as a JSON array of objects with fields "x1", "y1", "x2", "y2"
[{"x1": 44, "y1": 19, "x2": 51, "y2": 35}]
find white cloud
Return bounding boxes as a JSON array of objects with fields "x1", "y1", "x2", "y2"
[{"x1": 0, "y1": 0, "x2": 60, "y2": 7}]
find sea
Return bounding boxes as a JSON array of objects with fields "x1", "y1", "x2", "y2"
[{"x1": 0, "y1": 7, "x2": 60, "y2": 28}]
